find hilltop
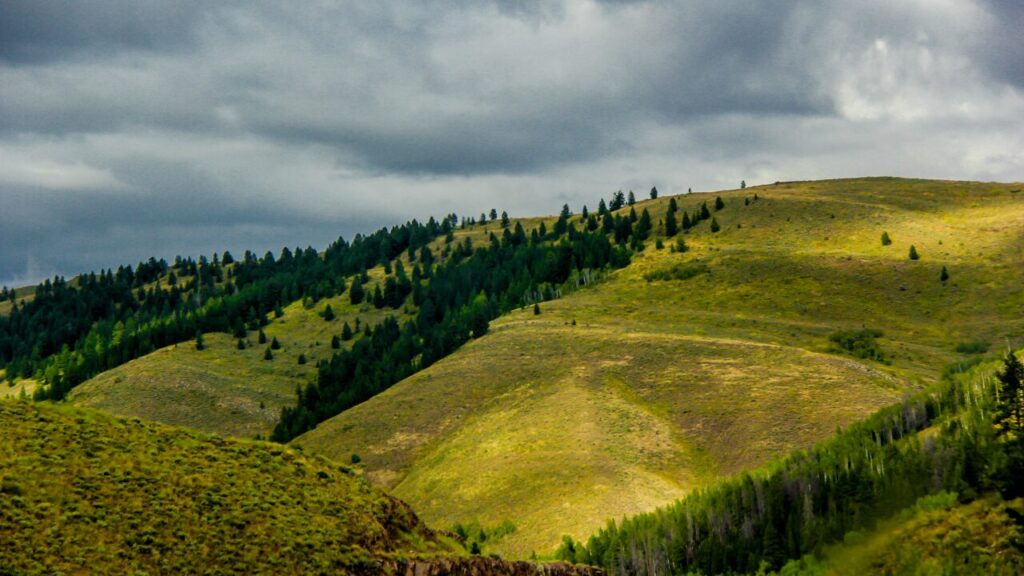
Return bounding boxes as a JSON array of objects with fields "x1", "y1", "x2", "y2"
[
  {"x1": 296, "y1": 178, "x2": 1024, "y2": 556},
  {"x1": 13, "y1": 177, "x2": 1024, "y2": 559}
]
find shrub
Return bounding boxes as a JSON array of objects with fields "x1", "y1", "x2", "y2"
[
  {"x1": 955, "y1": 341, "x2": 988, "y2": 355},
  {"x1": 644, "y1": 262, "x2": 710, "y2": 282},
  {"x1": 881, "y1": 232, "x2": 892, "y2": 246},
  {"x1": 829, "y1": 328, "x2": 886, "y2": 362},
  {"x1": 909, "y1": 245, "x2": 920, "y2": 260}
]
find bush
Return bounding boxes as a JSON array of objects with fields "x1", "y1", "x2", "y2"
[
  {"x1": 881, "y1": 231, "x2": 892, "y2": 246},
  {"x1": 644, "y1": 262, "x2": 709, "y2": 282},
  {"x1": 909, "y1": 245, "x2": 920, "y2": 260},
  {"x1": 829, "y1": 328, "x2": 887, "y2": 362},
  {"x1": 955, "y1": 341, "x2": 988, "y2": 355}
]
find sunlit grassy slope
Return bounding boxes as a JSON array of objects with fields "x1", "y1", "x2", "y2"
[
  {"x1": 296, "y1": 178, "x2": 1024, "y2": 558},
  {"x1": 780, "y1": 493, "x2": 1024, "y2": 575},
  {"x1": 0, "y1": 399, "x2": 457, "y2": 574},
  {"x1": 70, "y1": 269, "x2": 407, "y2": 439}
]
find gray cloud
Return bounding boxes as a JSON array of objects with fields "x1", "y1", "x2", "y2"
[{"x1": 1, "y1": 0, "x2": 1022, "y2": 286}]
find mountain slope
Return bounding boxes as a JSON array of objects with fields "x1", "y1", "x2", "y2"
[
  {"x1": 0, "y1": 399, "x2": 456, "y2": 574},
  {"x1": 296, "y1": 178, "x2": 1024, "y2": 557}
]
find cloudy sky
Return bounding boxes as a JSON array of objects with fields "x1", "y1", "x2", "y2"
[{"x1": 1, "y1": 0, "x2": 1022, "y2": 286}]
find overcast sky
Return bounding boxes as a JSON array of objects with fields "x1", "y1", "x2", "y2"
[{"x1": 1, "y1": 0, "x2": 1022, "y2": 287}]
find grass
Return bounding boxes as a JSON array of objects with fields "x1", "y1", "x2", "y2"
[
  {"x1": 781, "y1": 494, "x2": 1024, "y2": 575},
  {"x1": 69, "y1": 267, "x2": 409, "y2": 439},
  {"x1": 296, "y1": 178, "x2": 1024, "y2": 558},
  {"x1": 0, "y1": 398, "x2": 457, "y2": 574}
]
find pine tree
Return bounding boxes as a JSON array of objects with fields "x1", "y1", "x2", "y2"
[
  {"x1": 909, "y1": 245, "x2": 920, "y2": 260},
  {"x1": 650, "y1": 186, "x2": 658, "y2": 199},
  {"x1": 264, "y1": 347, "x2": 273, "y2": 361},
  {"x1": 271, "y1": 336, "x2": 281, "y2": 350},
  {"x1": 740, "y1": 180, "x2": 746, "y2": 189},
  {"x1": 627, "y1": 191, "x2": 636, "y2": 205},
  {"x1": 681, "y1": 211, "x2": 692, "y2": 230},
  {"x1": 297, "y1": 353, "x2": 307, "y2": 365},
  {"x1": 258, "y1": 329, "x2": 267, "y2": 344},
  {"x1": 598, "y1": 198, "x2": 608, "y2": 216},
  {"x1": 714, "y1": 196, "x2": 725, "y2": 210},
  {"x1": 940, "y1": 266, "x2": 949, "y2": 282},
  {"x1": 881, "y1": 231, "x2": 892, "y2": 246},
  {"x1": 195, "y1": 331, "x2": 205, "y2": 351},
  {"x1": 700, "y1": 202, "x2": 710, "y2": 220},
  {"x1": 331, "y1": 334, "x2": 341, "y2": 349},
  {"x1": 665, "y1": 208, "x2": 678, "y2": 237},
  {"x1": 342, "y1": 321, "x2": 353, "y2": 341},
  {"x1": 581, "y1": 205, "x2": 589, "y2": 219},
  {"x1": 501, "y1": 211, "x2": 510, "y2": 228},
  {"x1": 349, "y1": 278, "x2": 365, "y2": 304},
  {"x1": 489, "y1": 208, "x2": 498, "y2": 221},
  {"x1": 237, "y1": 338, "x2": 246, "y2": 350},
  {"x1": 372, "y1": 285, "x2": 385, "y2": 308},
  {"x1": 710, "y1": 217, "x2": 721, "y2": 233},
  {"x1": 323, "y1": 304, "x2": 335, "y2": 321},
  {"x1": 534, "y1": 303, "x2": 541, "y2": 315}
]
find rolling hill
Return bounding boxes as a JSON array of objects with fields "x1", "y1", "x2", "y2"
[
  {"x1": 295, "y1": 178, "x2": 1024, "y2": 556},
  {"x1": 50, "y1": 177, "x2": 1024, "y2": 558}
]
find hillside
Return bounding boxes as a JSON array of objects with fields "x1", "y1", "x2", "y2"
[
  {"x1": 296, "y1": 178, "x2": 1024, "y2": 557},
  {"x1": 0, "y1": 399, "x2": 456, "y2": 574},
  {"x1": 69, "y1": 268, "x2": 405, "y2": 439}
]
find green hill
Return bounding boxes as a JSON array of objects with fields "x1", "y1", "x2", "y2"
[
  {"x1": 295, "y1": 178, "x2": 1024, "y2": 557},
  {"x1": 0, "y1": 398, "x2": 457, "y2": 574}
]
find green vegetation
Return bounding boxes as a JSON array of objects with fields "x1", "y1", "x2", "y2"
[
  {"x1": 881, "y1": 231, "x2": 892, "y2": 246},
  {"x1": 643, "y1": 261, "x2": 709, "y2": 282},
  {"x1": 909, "y1": 244, "x2": 920, "y2": 260},
  {"x1": 828, "y1": 328, "x2": 887, "y2": 363},
  {"x1": 0, "y1": 399, "x2": 456, "y2": 574},
  {"x1": 298, "y1": 178, "x2": 1024, "y2": 557},
  {"x1": 956, "y1": 340, "x2": 988, "y2": 354},
  {"x1": 560, "y1": 350, "x2": 1024, "y2": 575}
]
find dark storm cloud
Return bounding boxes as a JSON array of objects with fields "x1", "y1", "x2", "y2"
[{"x1": 1, "y1": 0, "x2": 1022, "y2": 286}]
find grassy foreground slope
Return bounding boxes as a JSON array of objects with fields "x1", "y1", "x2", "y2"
[
  {"x1": 69, "y1": 269, "x2": 404, "y2": 439},
  {"x1": 0, "y1": 399, "x2": 457, "y2": 574},
  {"x1": 297, "y1": 178, "x2": 1024, "y2": 557}
]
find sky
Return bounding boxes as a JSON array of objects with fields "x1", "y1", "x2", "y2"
[{"x1": 1, "y1": 0, "x2": 1022, "y2": 287}]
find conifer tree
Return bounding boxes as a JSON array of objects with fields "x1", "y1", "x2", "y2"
[
  {"x1": 195, "y1": 331, "x2": 205, "y2": 351},
  {"x1": 264, "y1": 347, "x2": 273, "y2": 360},
  {"x1": 881, "y1": 231, "x2": 892, "y2": 246},
  {"x1": 598, "y1": 198, "x2": 609, "y2": 216},
  {"x1": 665, "y1": 208, "x2": 678, "y2": 237},
  {"x1": 940, "y1": 266, "x2": 949, "y2": 282},
  {"x1": 681, "y1": 211, "x2": 692, "y2": 230},
  {"x1": 740, "y1": 180, "x2": 746, "y2": 189},
  {"x1": 342, "y1": 322, "x2": 353, "y2": 341},
  {"x1": 331, "y1": 334, "x2": 341, "y2": 349},
  {"x1": 710, "y1": 217, "x2": 721, "y2": 233},
  {"x1": 714, "y1": 196, "x2": 725, "y2": 210},
  {"x1": 349, "y1": 279, "x2": 365, "y2": 305},
  {"x1": 627, "y1": 191, "x2": 636, "y2": 205},
  {"x1": 271, "y1": 336, "x2": 281, "y2": 350},
  {"x1": 610, "y1": 190, "x2": 625, "y2": 210},
  {"x1": 297, "y1": 353, "x2": 307, "y2": 365},
  {"x1": 490, "y1": 208, "x2": 498, "y2": 221},
  {"x1": 581, "y1": 205, "x2": 589, "y2": 219},
  {"x1": 909, "y1": 245, "x2": 920, "y2": 260},
  {"x1": 650, "y1": 186, "x2": 658, "y2": 199},
  {"x1": 500, "y1": 211, "x2": 510, "y2": 228},
  {"x1": 700, "y1": 202, "x2": 711, "y2": 220},
  {"x1": 237, "y1": 338, "x2": 246, "y2": 350},
  {"x1": 258, "y1": 329, "x2": 267, "y2": 344},
  {"x1": 534, "y1": 303, "x2": 541, "y2": 315},
  {"x1": 323, "y1": 304, "x2": 335, "y2": 321}
]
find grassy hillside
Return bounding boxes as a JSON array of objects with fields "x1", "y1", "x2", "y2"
[
  {"x1": 296, "y1": 178, "x2": 1024, "y2": 557},
  {"x1": 0, "y1": 398, "x2": 459, "y2": 574},
  {"x1": 69, "y1": 268, "x2": 407, "y2": 439},
  {"x1": 779, "y1": 493, "x2": 1024, "y2": 575}
]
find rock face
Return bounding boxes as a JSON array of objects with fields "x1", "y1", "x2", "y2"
[{"x1": 383, "y1": 558, "x2": 604, "y2": 576}]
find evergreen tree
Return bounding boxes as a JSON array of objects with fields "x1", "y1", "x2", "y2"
[
  {"x1": 271, "y1": 336, "x2": 282, "y2": 350},
  {"x1": 341, "y1": 322, "x2": 353, "y2": 341},
  {"x1": 714, "y1": 196, "x2": 725, "y2": 210},
  {"x1": 258, "y1": 329, "x2": 267, "y2": 344},
  {"x1": 995, "y1": 351, "x2": 1024, "y2": 440},
  {"x1": 665, "y1": 210, "x2": 678, "y2": 237},
  {"x1": 610, "y1": 190, "x2": 625, "y2": 211},
  {"x1": 331, "y1": 335, "x2": 341, "y2": 349},
  {"x1": 349, "y1": 279, "x2": 365, "y2": 305},
  {"x1": 635, "y1": 209, "x2": 652, "y2": 241},
  {"x1": 534, "y1": 303, "x2": 541, "y2": 315},
  {"x1": 264, "y1": 347, "x2": 273, "y2": 361},
  {"x1": 237, "y1": 338, "x2": 246, "y2": 350},
  {"x1": 500, "y1": 211, "x2": 510, "y2": 228},
  {"x1": 323, "y1": 304, "x2": 335, "y2": 321},
  {"x1": 700, "y1": 202, "x2": 711, "y2": 220},
  {"x1": 909, "y1": 245, "x2": 920, "y2": 260},
  {"x1": 297, "y1": 353, "x2": 307, "y2": 365},
  {"x1": 195, "y1": 331, "x2": 205, "y2": 351},
  {"x1": 372, "y1": 285, "x2": 385, "y2": 308},
  {"x1": 489, "y1": 208, "x2": 498, "y2": 221},
  {"x1": 710, "y1": 217, "x2": 721, "y2": 233},
  {"x1": 741, "y1": 179, "x2": 746, "y2": 189},
  {"x1": 581, "y1": 205, "x2": 589, "y2": 219},
  {"x1": 881, "y1": 231, "x2": 892, "y2": 246},
  {"x1": 649, "y1": 186, "x2": 658, "y2": 199},
  {"x1": 598, "y1": 198, "x2": 609, "y2": 216},
  {"x1": 940, "y1": 266, "x2": 949, "y2": 282},
  {"x1": 681, "y1": 211, "x2": 692, "y2": 230},
  {"x1": 627, "y1": 191, "x2": 636, "y2": 205}
]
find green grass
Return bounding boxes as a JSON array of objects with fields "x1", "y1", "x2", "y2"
[
  {"x1": 780, "y1": 494, "x2": 1024, "y2": 575},
  {"x1": 296, "y1": 178, "x2": 1024, "y2": 558},
  {"x1": 69, "y1": 268, "x2": 409, "y2": 439},
  {"x1": 0, "y1": 398, "x2": 457, "y2": 574}
]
